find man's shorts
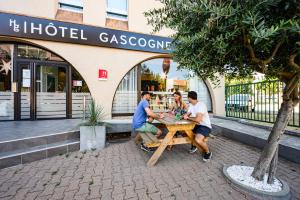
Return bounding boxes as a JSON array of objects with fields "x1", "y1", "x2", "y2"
[
  {"x1": 135, "y1": 123, "x2": 158, "y2": 134},
  {"x1": 193, "y1": 125, "x2": 211, "y2": 137}
]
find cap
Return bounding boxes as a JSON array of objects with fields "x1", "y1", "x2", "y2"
[{"x1": 141, "y1": 91, "x2": 152, "y2": 96}]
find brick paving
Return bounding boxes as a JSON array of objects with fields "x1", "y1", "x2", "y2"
[{"x1": 0, "y1": 136, "x2": 299, "y2": 200}]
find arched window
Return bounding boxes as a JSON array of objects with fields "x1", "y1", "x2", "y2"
[
  {"x1": 112, "y1": 58, "x2": 212, "y2": 116},
  {"x1": 0, "y1": 43, "x2": 91, "y2": 120}
]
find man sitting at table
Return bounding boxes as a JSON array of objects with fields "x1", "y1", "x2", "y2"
[
  {"x1": 132, "y1": 91, "x2": 164, "y2": 152},
  {"x1": 183, "y1": 91, "x2": 212, "y2": 162}
]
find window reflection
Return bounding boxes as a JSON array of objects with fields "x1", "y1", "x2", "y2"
[
  {"x1": 112, "y1": 58, "x2": 212, "y2": 115},
  {"x1": 107, "y1": 0, "x2": 128, "y2": 20},
  {"x1": 17, "y1": 45, "x2": 64, "y2": 61},
  {"x1": 141, "y1": 58, "x2": 190, "y2": 92},
  {"x1": 59, "y1": 0, "x2": 83, "y2": 13},
  {"x1": 0, "y1": 44, "x2": 14, "y2": 120}
]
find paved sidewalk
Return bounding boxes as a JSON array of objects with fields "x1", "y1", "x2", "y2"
[
  {"x1": 0, "y1": 119, "x2": 132, "y2": 142},
  {"x1": 0, "y1": 119, "x2": 81, "y2": 142},
  {"x1": 211, "y1": 117, "x2": 300, "y2": 165},
  {"x1": 0, "y1": 136, "x2": 299, "y2": 200}
]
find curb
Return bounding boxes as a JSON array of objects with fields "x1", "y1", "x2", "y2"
[
  {"x1": 211, "y1": 123, "x2": 300, "y2": 164},
  {"x1": 214, "y1": 115, "x2": 300, "y2": 137},
  {"x1": 222, "y1": 165, "x2": 292, "y2": 200}
]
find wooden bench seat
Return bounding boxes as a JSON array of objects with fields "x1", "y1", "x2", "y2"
[
  {"x1": 135, "y1": 132, "x2": 161, "y2": 148},
  {"x1": 135, "y1": 131, "x2": 215, "y2": 149}
]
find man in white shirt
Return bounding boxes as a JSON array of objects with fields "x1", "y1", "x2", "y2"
[{"x1": 183, "y1": 91, "x2": 212, "y2": 162}]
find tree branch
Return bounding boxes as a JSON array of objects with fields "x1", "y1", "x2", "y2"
[
  {"x1": 242, "y1": 29, "x2": 283, "y2": 73},
  {"x1": 245, "y1": 40, "x2": 284, "y2": 71},
  {"x1": 264, "y1": 40, "x2": 284, "y2": 64},
  {"x1": 245, "y1": 44, "x2": 263, "y2": 64},
  {"x1": 289, "y1": 54, "x2": 300, "y2": 71},
  {"x1": 291, "y1": 87, "x2": 300, "y2": 106},
  {"x1": 242, "y1": 29, "x2": 263, "y2": 64},
  {"x1": 279, "y1": 72, "x2": 293, "y2": 81},
  {"x1": 284, "y1": 73, "x2": 300, "y2": 99}
]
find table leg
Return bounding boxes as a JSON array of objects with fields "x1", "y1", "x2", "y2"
[
  {"x1": 185, "y1": 130, "x2": 205, "y2": 153},
  {"x1": 147, "y1": 131, "x2": 176, "y2": 166}
]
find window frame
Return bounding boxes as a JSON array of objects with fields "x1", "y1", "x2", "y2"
[
  {"x1": 106, "y1": 0, "x2": 128, "y2": 21},
  {"x1": 58, "y1": 0, "x2": 83, "y2": 13}
]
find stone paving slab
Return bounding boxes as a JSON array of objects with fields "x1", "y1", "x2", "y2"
[{"x1": 0, "y1": 136, "x2": 299, "y2": 200}]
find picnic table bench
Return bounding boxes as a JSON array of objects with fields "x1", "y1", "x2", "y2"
[{"x1": 135, "y1": 113, "x2": 212, "y2": 166}]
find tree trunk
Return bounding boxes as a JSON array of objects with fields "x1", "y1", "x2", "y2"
[
  {"x1": 251, "y1": 99, "x2": 293, "y2": 181},
  {"x1": 267, "y1": 147, "x2": 278, "y2": 184}
]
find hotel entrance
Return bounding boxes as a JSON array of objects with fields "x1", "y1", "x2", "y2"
[
  {"x1": 0, "y1": 43, "x2": 91, "y2": 121},
  {"x1": 16, "y1": 61, "x2": 69, "y2": 120}
]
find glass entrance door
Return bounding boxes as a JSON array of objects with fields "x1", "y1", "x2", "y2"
[
  {"x1": 35, "y1": 64, "x2": 67, "y2": 119},
  {"x1": 17, "y1": 62, "x2": 68, "y2": 120}
]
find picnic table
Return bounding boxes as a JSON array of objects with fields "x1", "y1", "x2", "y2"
[{"x1": 135, "y1": 113, "x2": 207, "y2": 166}]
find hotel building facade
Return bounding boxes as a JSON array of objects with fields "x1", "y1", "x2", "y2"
[{"x1": 0, "y1": 0, "x2": 225, "y2": 121}]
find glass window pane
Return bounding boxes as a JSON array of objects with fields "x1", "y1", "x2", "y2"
[
  {"x1": 0, "y1": 44, "x2": 14, "y2": 120},
  {"x1": 107, "y1": 0, "x2": 127, "y2": 14},
  {"x1": 59, "y1": 4, "x2": 83, "y2": 12},
  {"x1": 20, "y1": 64, "x2": 31, "y2": 120},
  {"x1": 36, "y1": 65, "x2": 67, "y2": 119},
  {"x1": 59, "y1": 0, "x2": 83, "y2": 12},
  {"x1": 59, "y1": 0, "x2": 83, "y2": 7},
  {"x1": 17, "y1": 45, "x2": 64, "y2": 61},
  {"x1": 112, "y1": 58, "x2": 212, "y2": 116},
  {"x1": 107, "y1": 12, "x2": 128, "y2": 20},
  {"x1": 112, "y1": 66, "x2": 137, "y2": 114},
  {"x1": 72, "y1": 68, "x2": 91, "y2": 118},
  {"x1": 140, "y1": 58, "x2": 212, "y2": 112}
]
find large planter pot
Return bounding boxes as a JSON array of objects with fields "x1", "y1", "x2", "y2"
[
  {"x1": 222, "y1": 165, "x2": 291, "y2": 200},
  {"x1": 80, "y1": 126, "x2": 106, "y2": 151}
]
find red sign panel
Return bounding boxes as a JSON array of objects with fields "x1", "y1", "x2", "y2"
[{"x1": 98, "y1": 69, "x2": 108, "y2": 80}]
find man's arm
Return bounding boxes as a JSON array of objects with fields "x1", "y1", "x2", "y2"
[
  {"x1": 145, "y1": 107, "x2": 164, "y2": 119},
  {"x1": 183, "y1": 112, "x2": 191, "y2": 120},
  {"x1": 148, "y1": 116, "x2": 154, "y2": 123},
  {"x1": 183, "y1": 112, "x2": 203, "y2": 123}
]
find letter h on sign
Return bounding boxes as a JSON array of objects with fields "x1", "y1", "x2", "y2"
[{"x1": 98, "y1": 69, "x2": 108, "y2": 80}]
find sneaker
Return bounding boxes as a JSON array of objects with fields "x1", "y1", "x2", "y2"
[
  {"x1": 140, "y1": 143, "x2": 153, "y2": 152},
  {"x1": 189, "y1": 146, "x2": 198, "y2": 154},
  {"x1": 203, "y1": 152, "x2": 212, "y2": 162}
]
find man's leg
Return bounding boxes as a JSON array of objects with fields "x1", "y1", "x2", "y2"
[
  {"x1": 195, "y1": 134, "x2": 209, "y2": 153},
  {"x1": 189, "y1": 144, "x2": 198, "y2": 153},
  {"x1": 143, "y1": 123, "x2": 162, "y2": 138},
  {"x1": 135, "y1": 123, "x2": 162, "y2": 152},
  {"x1": 135, "y1": 124, "x2": 154, "y2": 152},
  {"x1": 195, "y1": 134, "x2": 212, "y2": 161},
  {"x1": 189, "y1": 126, "x2": 198, "y2": 153},
  {"x1": 156, "y1": 128, "x2": 162, "y2": 138}
]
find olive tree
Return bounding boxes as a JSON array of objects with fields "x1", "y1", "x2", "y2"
[{"x1": 145, "y1": 0, "x2": 300, "y2": 183}]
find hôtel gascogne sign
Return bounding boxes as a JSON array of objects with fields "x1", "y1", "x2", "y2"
[{"x1": 0, "y1": 12, "x2": 173, "y2": 54}]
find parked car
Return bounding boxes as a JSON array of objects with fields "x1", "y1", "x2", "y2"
[{"x1": 226, "y1": 94, "x2": 255, "y2": 112}]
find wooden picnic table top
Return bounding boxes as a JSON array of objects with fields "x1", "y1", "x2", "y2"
[{"x1": 155, "y1": 113, "x2": 195, "y2": 126}]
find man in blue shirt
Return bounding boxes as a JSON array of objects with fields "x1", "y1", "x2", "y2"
[{"x1": 133, "y1": 91, "x2": 164, "y2": 152}]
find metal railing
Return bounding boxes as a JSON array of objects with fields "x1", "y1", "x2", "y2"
[{"x1": 225, "y1": 80, "x2": 300, "y2": 127}]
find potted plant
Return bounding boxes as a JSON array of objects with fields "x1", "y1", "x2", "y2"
[{"x1": 80, "y1": 98, "x2": 107, "y2": 151}]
